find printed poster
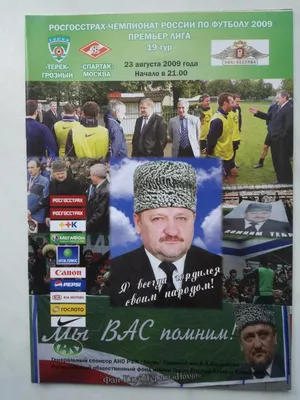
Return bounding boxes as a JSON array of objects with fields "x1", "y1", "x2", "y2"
[{"x1": 26, "y1": 10, "x2": 293, "y2": 390}]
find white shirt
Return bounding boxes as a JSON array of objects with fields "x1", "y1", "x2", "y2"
[
  {"x1": 279, "y1": 101, "x2": 289, "y2": 109},
  {"x1": 244, "y1": 220, "x2": 266, "y2": 232},
  {"x1": 251, "y1": 359, "x2": 274, "y2": 379},
  {"x1": 144, "y1": 248, "x2": 186, "y2": 293}
]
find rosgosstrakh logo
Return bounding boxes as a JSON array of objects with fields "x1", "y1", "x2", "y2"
[
  {"x1": 211, "y1": 40, "x2": 269, "y2": 66},
  {"x1": 53, "y1": 338, "x2": 83, "y2": 356},
  {"x1": 48, "y1": 37, "x2": 70, "y2": 63},
  {"x1": 79, "y1": 40, "x2": 111, "y2": 59}
]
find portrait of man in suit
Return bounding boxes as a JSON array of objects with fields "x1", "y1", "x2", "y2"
[
  {"x1": 43, "y1": 100, "x2": 61, "y2": 132},
  {"x1": 168, "y1": 99, "x2": 200, "y2": 157},
  {"x1": 109, "y1": 160, "x2": 222, "y2": 308},
  {"x1": 223, "y1": 202, "x2": 292, "y2": 238},
  {"x1": 249, "y1": 90, "x2": 293, "y2": 184},
  {"x1": 230, "y1": 304, "x2": 286, "y2": 381},
  {"x1": 131, "y1": 98, "x2": 167, "y2": 157}
]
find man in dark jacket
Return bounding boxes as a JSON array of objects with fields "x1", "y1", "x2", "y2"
[
  {"x1": 249, "y1": 90, "x2": 293, "y2": 183},
  {"x1": 26, "y1": 100, "x2": 58, "y2": 157},
  {"x1": 230, "y1": 304, "x2": 286, "y2": 381},
  {"x1": 104, "y1": 100, "x2": 128, "y2": 158},
  {"x1": 86, "y1": 163, "x2": 109, "y2": 234},
  {"x1": 132, "y1": 98, "x2": 167, "y2": 157},
  {"x1": 45, "y1": 160, "x2": 83, "y2": 226},
  {"x1": 43, "y1": 100, "x2": 61, "y2": 132}
]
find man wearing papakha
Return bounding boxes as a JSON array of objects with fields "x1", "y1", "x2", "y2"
[
  {"x1": 230, "y1": 304, "x2": 286, "y2": 381},
  {"x1": 109, "y1": 160, "x2": 222, "y2": 308}
]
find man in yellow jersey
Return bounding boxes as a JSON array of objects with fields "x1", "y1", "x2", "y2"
[
  {"x1": 65, "y1": 101, "x2": 109, "y2": 158},
  {"x1": 199, "y1": 94, "x2": 213, "y2": 152},
  {"x1": 54, "y1": 103, "x2": 81, "y2": 157},
  {"x1": 228, "y1": 94, "x2": 242, "y2": 168},
  {"x1": 205, "y1": 92, "x2": 238, "y2": 184}
]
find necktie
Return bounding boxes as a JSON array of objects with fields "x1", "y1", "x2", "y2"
[
  {"x1": 244, "y1": 222, "x2": 257, "y2": 232},
  {"x1": 88, "y1": 185, "x2": 96, "y2": 201},
  {"x1": 179, "y1": 117, "x2": 189, "y2": 148},
  {"x1": 157, "y1": 262, "x2": 177, "y2": 307},
  {"x1": 253, "y1": 370, "x2": 267, "y2": 379},
  {"x1": 141, "y1": 117, "x2": 148, "y2": 134}
]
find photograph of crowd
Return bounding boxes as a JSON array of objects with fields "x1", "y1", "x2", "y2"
[{"x1": 28, "y1": 234, "x2": 110, "y2": 296}]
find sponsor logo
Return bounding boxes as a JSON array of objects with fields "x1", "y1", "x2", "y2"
[
  {"x1": 50, "y1": 303, "x2": 86, "y2": 315},
  {"x1": 85, "y1": 133, "x2": 96, "y2": 138},
  {"x1": 50, "y1": 233, "x2": 86, "y2": 245},
  {"x1": 50, "y1": 292, "x2": 86, "y2": 303},
  {"x1": 79, "y1": 40, "x2": 111, "y2": 59},
  {"x1": 50, "y1": 268, "x2": 86, "y2": 279},
  {"x1": 53, "y1": 339, "x2": 83, "y2": 356},
  {"x1": 50, "y1": 220, "x2": 86, "y2": 232},
  {"x1": 56, "y1": 245, "x2": 80, "y2": 265},
  {"x1": 50, "y1": 279, "x2": 86, "y2": 291},
  {"x1": 211, "y1": 40, "x2": 269, "y2": 66},
  {"x1": 50, "y1": 208, "x2": 86, "y2": 220},
  {"x1": 50, "y1": 316, "x2": 86, "y2": 328},
  {"x1": 48, "y1": 37, "x2": 70, "y2": 63},
  {"x1": 50, "y1": 195, "x2": 86, "y2": 206}
]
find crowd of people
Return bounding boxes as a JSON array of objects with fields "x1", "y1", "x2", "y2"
[
  {"x1": 222, "y1": 263, "x2": 292, "y2": 306},
  {"x1": 28, "y1": 235, "x2": 110, "y2": 296}
]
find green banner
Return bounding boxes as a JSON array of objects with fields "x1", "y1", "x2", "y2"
[
  {"x1": 25, "y1": 11, "x2": 293, "y2": 81},
  {"x1": 32, "y1": 296, "x2": 289, "y2": 386},
  {"x1": 49, "y1": 233, "x2": 86, "y2": 245}
]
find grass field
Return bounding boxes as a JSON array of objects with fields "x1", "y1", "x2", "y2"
[{"x1": 126, "y1": 102, "x2": 276, "y2": 185}]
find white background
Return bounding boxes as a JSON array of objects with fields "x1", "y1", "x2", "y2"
[{"x1": 0, "y1": 0, "x2": 299, "y2": 399}]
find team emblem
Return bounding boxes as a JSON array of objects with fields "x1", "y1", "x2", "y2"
[
  {"x1": 79, "y1": 40, "x2": 111, "y2": 59},
  {"x1": 48, "y1": 37, "x2": 70, "y2": 63},
  {"x1": 211, "y1": 40, "x2": 269, "y2": 65}
]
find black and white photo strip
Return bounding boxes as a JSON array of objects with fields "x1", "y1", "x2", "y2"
[{"x1": 222, "y1": 185, "x2": 293, "y2": 306}]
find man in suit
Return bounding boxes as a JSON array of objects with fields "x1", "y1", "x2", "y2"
[
  {"x1": 131, "y1": 98, "x2": 167, "y2": 157},
  {"x1": 249, "y1": 90, "x2": 293, "y2": 184},
  {"x1": 169, "y1": 99, "x2": 200, "y2": 157},
  {"x1": 43, "y1": 101, "x2": 60, "y2": 132},
  {"x1": 230, "y1": 304, "x2": 286, "y2": 381},
  {"x1": 110, "y1": 160, "x2": 222, "y2": 308},
  {"x1": 86, "y1": 163, "x2": 109, "y2": 234},
  {"x1": 223, "y1": 203, "x2": 292, "y2": 237}
]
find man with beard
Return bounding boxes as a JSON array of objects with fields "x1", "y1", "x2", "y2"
[
  {"x1": 230, "y1": 304, "x2": 285, "y2": 380},
  {"x1": 110, "y1": 160, "x2": 222, "y2": 308}
]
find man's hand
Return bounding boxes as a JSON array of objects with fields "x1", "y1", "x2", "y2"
[
  {"x1": 249, "y1": 107, "x2": 258, "y2": 114},
  {"x1": 45, "y1": 218, "x2": 51, "y2": 227},
  {"x1": 27, "y1": 210, "x2": 31, "y2": 220},
  {"x1": 201, "y1": 148, "x2": 207, "y2": 155}
]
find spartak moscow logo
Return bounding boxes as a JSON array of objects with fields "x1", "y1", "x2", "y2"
[
  {"x1": 79, "y1": 40, "x2": 111, "y2": 59},
  {"x1": 48, "y1": 37, "x2": 70, "y2": 63}
]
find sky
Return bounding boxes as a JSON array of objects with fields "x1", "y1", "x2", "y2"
[{"x1": 110, "y1": 157, "x2": 222, "y2": 257}]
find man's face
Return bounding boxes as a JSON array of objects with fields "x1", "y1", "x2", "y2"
[
  {"x1": 239, "y1": 324, "x2": 277, "y2": 370},
  {"x1": 140, "y1": 102, "x2": 152, "y2": 117},
  {"x1": 50, "y1": 102, "x2": 57, "y2": 112},
  {"x1": 90, "y1": 173, "x2": 99, "y2": 185},
  {"x1": 234, "y1": 97, "x2": 241, "y2": 107},
  {"x1": 276, "y1": 94, "x2": 287, "y2": 106},
  {"x1": 225, "y1": 96, "x2": 235, "y2": 112},
  {"x1": 134, "y1": 207, "x2": 195, "y2": 262},
  {"x1": 245, "y1": 211, "x2": 271, "y2": 223},
  {"x1": 116, "y1": 105, "x2": 126, "y2": 121},
  {"x1": 177, "y1": 103, "x2": 188, "y2": 117},
  {"x1": 202, "y1": 97, "x2": 210, "y2": 108},
  {"x1": 222, "y1": 286, "x2": 227, "y2": 296},
  {"x1": 230, "y1": 272, "x2": 237, "y2": 279},
  {"x1": 28, "y1": 161, "x2": 40, "y2": 177},
  {"x1": 288, "y1": 270, "x2": 292, "y2": 279},
  {"x1": 53, "y1": 170, "x2": 67, "y2": 182},
  {"x1": 28, "y1": 256, "x2": 36, "y2": 265},
  {"x1": 84, "y1": 251, "x2": 93, "y2": 264}
]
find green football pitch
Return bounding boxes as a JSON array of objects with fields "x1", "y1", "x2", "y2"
[{"x1": 126, "y1": 102, "x2": 276, "y2": 185}]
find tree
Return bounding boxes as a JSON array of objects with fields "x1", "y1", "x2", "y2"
[
  {"x1": 280, "y1": 79, "x2": 293, "y2": 97},
  {"x1": 206, "y1": 80, "x2": 234, "y2": 96}
]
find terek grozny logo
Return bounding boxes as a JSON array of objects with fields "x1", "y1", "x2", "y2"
[
  {"x1": 79, "y1": 40, "x2": 111, "y2": 59},
  {"x1": 211, "y1": 40, "x2": 269, "y2": 66},
  {"x1": 48, "y1": 37, "x2": 70, "y2": 63}
]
